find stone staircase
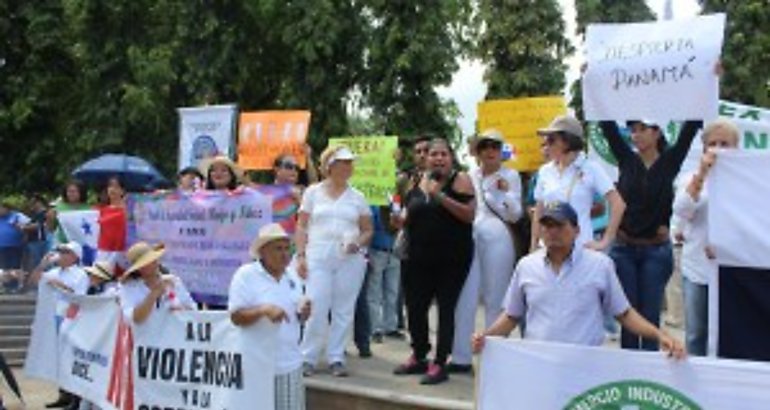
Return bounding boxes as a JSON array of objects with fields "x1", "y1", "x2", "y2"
[{"x1": 0, "y1": 293, "x2": 35, "y2": 367}]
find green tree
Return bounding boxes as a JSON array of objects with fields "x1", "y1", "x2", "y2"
[
  {"x1": 701, "y1": 0, "x2": 770, "y2": 107},
  {"x1": 475, "y1": 0, "x2": 573, "y2": 99},
  {"x1": 0, "y1": 0, "x2": 78, "y2": 192},
  {"x1": 570, "y1": 0, "x2": 656, "y2": 119},
  {"x1": 361, "y1": 0, "x2": 471, "y2": 143}
]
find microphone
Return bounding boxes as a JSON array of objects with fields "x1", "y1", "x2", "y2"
[{"x1": 428, "y1": 170, "x2": 443, "y2": 182}]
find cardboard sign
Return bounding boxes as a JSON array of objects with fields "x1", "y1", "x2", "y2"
[{"x1": 238, "y1": 111, "x2": 311, "y2": 170}]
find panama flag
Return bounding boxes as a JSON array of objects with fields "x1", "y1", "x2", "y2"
[
  {"x1": 58, "y1": 207, "x2": 127, "y2": 268},
  {"x1": 58, "y1": 210, "x2": 100, "y2": 266},
  {"x1": 708, "y1": 151, "x2": 770, "y2": 361}
]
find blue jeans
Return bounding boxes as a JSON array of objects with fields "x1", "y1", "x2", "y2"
[
  {"x1": 366, "y1": 249, "x2": 401, "y2": 334},
  {"x1": 682, "y1": 276, "x2": 708, "y2": 356},
  {"x1": 610, "y1": 241, "x2": 673, "y2": 351}
]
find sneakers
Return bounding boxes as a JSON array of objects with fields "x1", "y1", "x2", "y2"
[
  {"x1": 393, "y1": 355, "x2": 428, "y2": 375},
  {"x1": 420, "y1": 363, "x2": 449, "y2": 385},
  {"x1": 302, "y1": 362, "x2": 315, "y2": 377},
  {"x1": 329, "y1": 362, "x2": 349, "y2": 377},
  {"x1": 358, "y1": 347, "x2": 372, "y2": 358}
]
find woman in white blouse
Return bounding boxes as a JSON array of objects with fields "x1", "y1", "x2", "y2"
[
  {"x1": 672, "y1": 118, "x2": 739, "y2": 356},
  {"x1": 295, "y1": 145, "x2": 373, "y2": 377},
  {"x1": 451, "y1": 130, "x2": 522, "y2": 372},
  {"x1": 531, "y1": 115, "x2": 625, "y2": 251}
]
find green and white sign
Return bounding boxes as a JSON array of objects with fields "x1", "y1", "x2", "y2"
[
  {"x1": 565, "y1": 380, "x2": 701, "y2": 410},
  {"x1": 588, "y1": 100, "x2": 770, "y2": 181},
  {"x1": 478, "y1": 339, "x2": 770, "y2": 410}
]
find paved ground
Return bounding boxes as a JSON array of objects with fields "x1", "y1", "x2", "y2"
[{"x1": 1, "y1": 308, "x2": 684, "y2": 409}]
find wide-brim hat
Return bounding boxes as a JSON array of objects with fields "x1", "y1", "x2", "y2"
[
  {"x1": 199, "y1": 155, "x2": 243, "y2": 182},
  {"x1": 123, "y1": 242, "x2": 166, "y2": 278},
  {"x1": 537, "y1": 115, "x2": 584, "y2": 139},
  {"x1": 249, "y1": 223, "x2": 291, "y2": 258},
  {"x1": 85, "y1": 261, "x2": 116, "y2": 281}
]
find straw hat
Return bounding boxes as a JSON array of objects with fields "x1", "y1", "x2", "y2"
[
  {"x1": 124, "y1": 242, "x2": 166, "y2": 277},
  {"x1": 477, "y1": 129, "x2": 505, "y2": 144},
  {"x1": 85, "y1": 261, "x2": 116, "y2": 281},
  {"x1": 249, "y1": 223, "x2": 291, "y2": 258},
  {"x1": 199, "y1": 155, "x2": 243, "y2": 182}
]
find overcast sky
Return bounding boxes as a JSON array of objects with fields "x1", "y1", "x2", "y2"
[{"x1": 438, "y1": 0, "x2": 703, "y2": 136}]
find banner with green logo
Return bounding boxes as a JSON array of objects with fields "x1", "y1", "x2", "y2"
[
  {"x1": 328, "y1": 136, "x2": 398, "y2": 205},
  {"x1": 588, "y1": 100, "x2": 770, "y2": 181},
  {"x1": 478, "y1": 339, "x2": 770, "y2": 409}
]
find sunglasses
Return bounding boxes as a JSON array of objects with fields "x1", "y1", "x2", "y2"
[
  {"x1": 279, "y1": 162, "x2": 298, "y2": 171},
  {"x1": 477, "y1": 140, "x2": 502, "y2": 151}
]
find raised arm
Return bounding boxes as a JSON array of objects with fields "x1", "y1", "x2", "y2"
[
  {"x1": 669, "y1": 120, "x2": 705, "y2": 169},
  {"x1": 599, "y1": 121, "x2": 633, "y2": 165}
]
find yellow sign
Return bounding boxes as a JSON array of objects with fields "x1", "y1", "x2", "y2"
[
  {"x1": 477, "y1": 96, "x2": 567, "y2": 172},
  {"x1": 328, "y1": 136, "x2": 398, "y2": 205}
]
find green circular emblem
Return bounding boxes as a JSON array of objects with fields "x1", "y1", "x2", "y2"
[
  {"x1": 564, "y1": 380, "x2": 701, "y2": 410},
  {"x1": 587, "y1": 121, "x2": 683, "y2": 167}
]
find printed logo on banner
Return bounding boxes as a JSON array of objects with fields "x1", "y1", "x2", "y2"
[
  {"x1": 192, "y1": 135, "x2": 220, "y2": 164},
  {"x1": 564, "y1": 380, "x2": 701, "y2": 410},
  {"x1": 587, "y1": 122, "x2": 682, "y2": 165}
]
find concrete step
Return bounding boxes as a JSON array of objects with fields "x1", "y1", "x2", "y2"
[
  {"x1": 0, "y1": 347, "x2": 27, "y2": 367},
  {"x1": 0, "y1": 335, "x2": 29, "y2": 349},
  {"x1": 0, "y1": 315, "x2": 34, "y2": 326},
  {"x1": 0, "y1": 325, "x2": 32, "y2": 337},
  {"x1": 0, "y1": 303, "x2": 36, "y2": 315},
  {"x1": 0, "y1": 294, "x2": 37, "y2": 304}
]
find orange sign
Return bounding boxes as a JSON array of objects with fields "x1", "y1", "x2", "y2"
[{"x1": 237, "y1": 111, "x2": 311, "y2": 170}]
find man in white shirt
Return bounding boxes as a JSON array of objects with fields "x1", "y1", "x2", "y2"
[
  {"x1": 473, "y1": 201, "x2": 684, "y2": 358},
  {"x1": 229, "y1": 223, "x2": 311, "y2": 410}
]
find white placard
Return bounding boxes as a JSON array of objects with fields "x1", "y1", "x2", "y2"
[
  {"x1": 178, "y1": 104, "x2": 238, "y2": 170},
  {"x1": 583, "y1": 14, "x2": 725, "y2": 122}
]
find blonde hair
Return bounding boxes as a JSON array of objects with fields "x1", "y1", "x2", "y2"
[
  {"x1": 319, "y1": 145, "x2": 350, "y2": 177},
  {"x1": 702, "y1": 118, "x2": 740, "y2": 145}
]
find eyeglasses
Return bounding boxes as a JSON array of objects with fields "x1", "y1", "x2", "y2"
[{"x1": 279, "y1": 162, "x2": 298, "y2": 171}]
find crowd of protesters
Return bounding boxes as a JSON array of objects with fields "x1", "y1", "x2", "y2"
[{"x1": 3, "y1": 106, "x2": 746, "y2": 410}]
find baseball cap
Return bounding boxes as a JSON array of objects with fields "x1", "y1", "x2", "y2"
[
  {"x1": 56, "y1": 242, "x2": 83, "y2": 261},
  {"x1": 539, "y1": 201, "x2": 578, "y2": 226},
  {"x1": 626, "y1": 119, "x2": 661, "y2": 129},
  {"x1": 537, "y1": 115, "x2": 584, "y2": 139}
]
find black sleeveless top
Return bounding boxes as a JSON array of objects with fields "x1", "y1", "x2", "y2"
[{"x1": 405, "y1": 171, "x2": 474, "y2": 265}]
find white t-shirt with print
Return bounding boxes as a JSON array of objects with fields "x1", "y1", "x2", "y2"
[
  {"x1": 534, "y1": 153, "x2": 615, "y2": 246},
  {"x1": 228, "y1": 262, "x2": 303, "y2": 374}
]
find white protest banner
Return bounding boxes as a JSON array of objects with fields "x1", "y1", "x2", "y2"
[
  {"x1": 130, "y1": 188, "x2": 272, "y2": 304},
  {"x1": 178, "y1": 104, "x2": 238, "y2": 170},
  {"x1": 479, "y1": 339, "x2": 770, "y2": 409},
  {"x1": 24, "y1": 282, "x2": 60, "y2": 383},
  {"x1": 57, "y1": 294, "x2": 121, "y2": 410},
  {"x1": 132, "y1": 310, "x2": 278, "y2": 410},
  {"x1": 707, "y1": 151, "x2": 770, "y2": 360},
  {"x1": 587, "y1": 100, "x2": 770, "y2": 182},
  {"x1": 583, "y1": 14, "x2": 725, "y2": 122}
]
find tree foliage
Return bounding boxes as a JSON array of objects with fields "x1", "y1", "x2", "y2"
[
  {"x1": 701, "y1": 0, "x2": 770, "y2": 107},
  {"x1": 474, "y1": 0, "x2": 573, "y2": 99},
  {"x1": 2, "y1": 0, "x2": 471, "y2": 194}
]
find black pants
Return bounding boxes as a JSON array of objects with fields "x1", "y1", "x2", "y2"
[{"x1": 403, "y1": 253, "x2": 471, "y2": 365}]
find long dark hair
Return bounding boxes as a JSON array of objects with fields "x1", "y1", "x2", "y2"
[
  {"x1": 205, "y1": 167, "x2": 238, "y2": 190},
  {"x1": 62, "y1": 179, "x2": 87, "y2": 205}
]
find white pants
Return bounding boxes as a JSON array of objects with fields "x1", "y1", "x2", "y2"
[
  {"x1": 301, "y1": 249, "x2": 367, "y2": 365},
  {"x1": 452, "y1": 219, "x2": 515, "y2": 365}
]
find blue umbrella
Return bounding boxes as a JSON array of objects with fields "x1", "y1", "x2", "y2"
[{"x1": 72, "y1": 154, "x2": 171, "y2": 191}]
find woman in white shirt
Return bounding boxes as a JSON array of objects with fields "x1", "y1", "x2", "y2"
[
  {"x1": 295, "y1": 145, "x2": 373, "y2": 377},
  {"x1": 451, "y1": 130, "x2": 522, "y2": 372},
  {"x1": 672, "y1": 119, "x2": 739, "y2": 356},
  {"x1": 118, "y1": 242, "x2": 196, "y2": 324},
  {"x1": 531, "y1": 115, "x2": 625, "y2": 251}
]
